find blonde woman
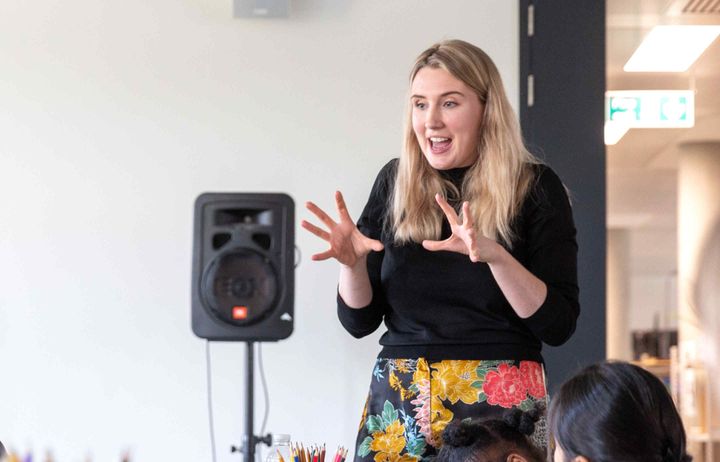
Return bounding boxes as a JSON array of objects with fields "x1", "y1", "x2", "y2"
[{"x1": 303, "y1": 39, "x2": 579, "y2": 460}]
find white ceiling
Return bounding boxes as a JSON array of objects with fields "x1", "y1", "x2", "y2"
[{"x1": 606, "y1": 0, "x2": 720, "y2": 275}]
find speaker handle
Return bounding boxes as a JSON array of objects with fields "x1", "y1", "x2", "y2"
[{"x1": 294, "y1": 245, "x2": 302, "y2": 269}]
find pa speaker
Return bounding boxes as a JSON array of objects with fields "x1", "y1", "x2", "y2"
[{"x1": 192, "y1": 193, "x2": 294, "y2": 341}]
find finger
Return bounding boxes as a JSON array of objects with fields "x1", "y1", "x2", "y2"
[
  {"x1": 422, "y1": 239, "x2": 447, "y2": 252},
  {"x1": 305, "y1": 201, "x2": 337, "y2": 228},
  {"x1": 467, "y1": 232, "x2": 480, "y2": 262},
  {"x1": 301, "y1": 220, "x2": 330, "y2": 241},
  {"x1": 434, "y1": 194, "x2": 460, "y2": 226},
  {"x1": 335, "y1": 191, "x2": 353, "y2": 223},
  {"x1": 366, "y1": 238, "x2": 384, "y2": 252},
  {"x1": 462, "y1": 201, "x2": 472, "y2": 226},
  {"x1": 468, "y1": 241, "x2": 480, "y2": 262},
  {"x1": 311, "y1": 249, "x2": 335, "y2": 261}
]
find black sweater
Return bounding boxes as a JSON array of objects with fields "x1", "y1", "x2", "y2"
[{"x1": 337, "y1": 159, "x2": 579, "y2": 362}]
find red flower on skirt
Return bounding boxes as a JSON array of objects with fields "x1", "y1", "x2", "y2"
[
  {"x1": 520, "y1": 361, "x2": 546, "y2": 399},
  {"x1": 482, "y1": 363, "x2": 527, "y2": 408}
]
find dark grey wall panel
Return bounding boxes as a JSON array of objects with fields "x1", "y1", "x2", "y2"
[{"x1": 519, "y1": 0, "x2": 607, "y2": 390}]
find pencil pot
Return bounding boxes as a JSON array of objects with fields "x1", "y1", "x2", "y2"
[{"x1": 265, "y1": 434, "x2": 292, "y2": 462}]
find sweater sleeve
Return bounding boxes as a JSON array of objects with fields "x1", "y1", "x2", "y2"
[
  {"x1": 336, "y1": 160, "x2": 396, "y2": 339},
  {"x1": 519, "y1": 166, "x2": 580, "y2": 346}
]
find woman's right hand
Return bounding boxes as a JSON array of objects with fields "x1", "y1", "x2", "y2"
[{"x1": 302, "y1": 191, "x2": 384, "y2": 267}]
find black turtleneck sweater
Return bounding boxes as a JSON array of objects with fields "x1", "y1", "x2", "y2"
[{"x1": 337, "y1": 159, "x2": 579, "y2": 362}]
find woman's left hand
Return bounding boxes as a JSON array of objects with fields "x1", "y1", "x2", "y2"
[{"x1": 422, "y1": 194, "x2": 501, "y2": 263}]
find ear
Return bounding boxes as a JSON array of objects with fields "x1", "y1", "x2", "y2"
[{"x1": 505, "y1": 454, "x2": 528, "y2": 462}]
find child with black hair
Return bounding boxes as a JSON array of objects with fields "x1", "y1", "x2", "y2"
[
  {"x1": 548, "y1": 361, "x2": 692, "y2": 462},
  {"x1": 434, "y1": 405, "x2": 546, "y2": 462}
]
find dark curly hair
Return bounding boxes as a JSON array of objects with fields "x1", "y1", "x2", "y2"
[
  {"x1": 549, "y1": 361, "x2": 692, "y2": 462},
  {"x1": 433, "y1": 403, "x2": 546, "y2": 462}
]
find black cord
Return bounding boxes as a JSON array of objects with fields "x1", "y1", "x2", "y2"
[
  {"x1": 206, "y1": 340, "x2": 218, "y2": 462},
  {"x1": 258, "y1": 343, "x2": 270, "y2": 437}
]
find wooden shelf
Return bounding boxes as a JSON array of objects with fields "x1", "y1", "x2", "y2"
[
  {"x1": 688, "y1": 431, "x2": 720, "y2": 443},
  {"x1": 632, "y1": 358, "x2": 671, "y2": 378}
]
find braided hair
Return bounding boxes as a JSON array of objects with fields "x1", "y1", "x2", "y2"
[{"x1": 434, "y1": 403, "x2": 546, "y2": 462}]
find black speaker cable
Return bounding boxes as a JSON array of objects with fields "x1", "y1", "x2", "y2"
[{"x1": 257, "y1": 342, "x2": 270, "y2": 437}]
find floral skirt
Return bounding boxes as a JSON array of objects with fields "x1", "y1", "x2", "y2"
[{"x1": 353, "y1": 358, "x2": 548, "y2": 461}]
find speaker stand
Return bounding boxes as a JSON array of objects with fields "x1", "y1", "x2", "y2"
[{"x1": 231, "y1": 341, "x2": 271, "y2": 461}]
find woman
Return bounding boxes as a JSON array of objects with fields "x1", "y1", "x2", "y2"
[
  {"x1": 303, "y1": 39, "x2": 579, "y2": 460},
  {"x1": 548, "y1": 361, "x2": 691, "y2": 462}
]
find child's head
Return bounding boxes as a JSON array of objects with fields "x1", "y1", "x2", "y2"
[
  {"x1": 434, "y1": 405, "x2": 546, "y2": 462},
  {"x1": 549, "y1": 361, "x2": 691, "y2": 462}
]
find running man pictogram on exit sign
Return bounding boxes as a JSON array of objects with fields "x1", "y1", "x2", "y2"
[{"x1": 606, "y1": 90, "x2": 694, "y2": 128}]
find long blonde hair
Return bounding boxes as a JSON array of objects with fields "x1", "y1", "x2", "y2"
[{"x1": 392, "y1": 39, "x2": 540, "y2": 248}]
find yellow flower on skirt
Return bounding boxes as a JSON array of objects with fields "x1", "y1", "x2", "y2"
[
  {"x1": 370, "y1": 420, "x2": 406, "y2": 459},
  {"x1": 431, "y1": 360, "x2": 481, "y2": 404},
  {"x1": 389, "y1": 370, "x2": 402, "y2": 390},
  {"x1": 412, "y1": 358, "x2": 430, "y2": 386},
  {"x1": 374, "y1": 454, "x2": 418, "y2": 462},
  {"x1": 395, "y1": 359, "x2": 412, "y2": 373},
  {"x1": 389, "y1": 370, "x2": 415, "y2": 401},
  {"x1": 429, "y1": 395, "x2": 454, "y2": 443}
]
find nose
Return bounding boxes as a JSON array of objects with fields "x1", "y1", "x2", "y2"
[{"x1": 425, "y1": 104, "x2": 444, "y2": 130}]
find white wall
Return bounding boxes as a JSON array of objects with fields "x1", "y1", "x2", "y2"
[
  {"x1": 628, "y1": 229, "x2": 678, "y2": 332},
  {"x1": 607, "y1": 229, "x2": 631, "y2": 360},
  {"x1": 628, "y1": 275, "x2": 678, "y2": 331},
  {"x1": 0, "y1": 1, "x2": 519, "y2": 460}
]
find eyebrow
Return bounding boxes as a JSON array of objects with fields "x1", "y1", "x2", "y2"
[{"x1": 411, "y1": 91, "x2": 466, "y2": 99}]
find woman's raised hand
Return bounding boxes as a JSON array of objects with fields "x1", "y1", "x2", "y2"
[
  {"x1": 302, "y1": 191, "x2": 384, "y2": 267},
  {"x1": 422, "y1": 194, "x2": 500, "y2": 263}
]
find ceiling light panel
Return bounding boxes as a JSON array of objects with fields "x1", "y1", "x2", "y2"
[{"x1": 624, "y1": 25, "x2": 720, "y2": 72}]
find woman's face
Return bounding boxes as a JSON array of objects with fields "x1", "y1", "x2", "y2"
[
  {"x1": 553, "y1": 440, "x2": 588, "y2": 462},
  {"x1": 411, "y1": 66, "x2": 484, "y2": 170},
  {"x1": 553, "y1": 441, "x2": 565, "y2": 462}
]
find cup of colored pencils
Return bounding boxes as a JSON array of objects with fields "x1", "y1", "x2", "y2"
[{"x1": 285, "y1": 444, "x2": 347, "y2": 462}]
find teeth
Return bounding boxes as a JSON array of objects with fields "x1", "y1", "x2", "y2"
[{"x1": 430, "y1": 137, "x2": 450, "y2": 142}]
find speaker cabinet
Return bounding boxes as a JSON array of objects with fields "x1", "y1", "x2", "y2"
[{"x1": 192, "y1": 193, "x2": 294, "y2": 341}]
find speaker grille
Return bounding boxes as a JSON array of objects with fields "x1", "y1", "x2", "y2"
[{"x1": 201, "y1": 248, "x2": 279, "y2": 326}]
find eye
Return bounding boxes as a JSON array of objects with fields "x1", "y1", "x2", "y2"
[
  {"x1": 413, "y1": 101, "x2": 427, "y2": 110},
  {"x1": 443, "y1": 100, "x2": 458, "y2": 108}
]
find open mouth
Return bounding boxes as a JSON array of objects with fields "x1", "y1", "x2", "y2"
[{"x1": 429, "y1": 137, "x2": 452, "y2": 154}]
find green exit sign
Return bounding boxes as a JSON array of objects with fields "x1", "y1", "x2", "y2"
[{"x1": 605, "y1": 90, "x2": 694, "y2": 128}]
